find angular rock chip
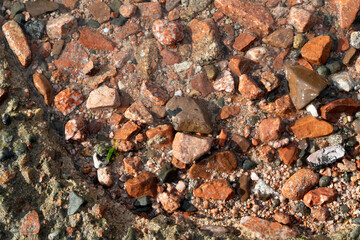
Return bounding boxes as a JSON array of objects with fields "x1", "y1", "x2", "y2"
[
  {"x1": 238, "y1": 74, "x2": 264, "y2": 100},
  {"x1": 259, "y1": 117, "x2": 283, "y2": 143},
  {"x1": 152, "y1": 19, "x2": 184, "y2": 46},
  {"x1": 135, "y1": 39, "x2": 159, "y2": 79},
  {"x1": 20, "y1": 210, "x2": 41, "y2": 235},
  {"x1": 124, "y1": 101, "x2": 154, "y2": 125},
  {"x1": 140, "y1": 80, "x2": 169, "y2": 106},
  {"x1": 54, "y1": 89, "x2": 83, "y2": 115},
  {"x1": 190, "y1": 19, "x2": 222, "y2": 65},
  {"x1": 193, "y1": 179, "x2": 235, "y2": 200},
  {"x1": 88, "y1": 1, "x2": 110, "y2": 24},
  {"x1": 320, "y1": 98, "x2": 360, "y2": 123},
  {"x1": 215, "y1": 0, "x2": 275, "y2": 37},
  {"x1": 288, "y1": 7, "x2": 316, "y2": 32},
  {"x1": 240, "y1": 216, "x2": 298, "y2": 240},
  {"x1": 303, "y1": 187, "x2": 338, "y2": 207},
  {"x1": 125, "y1": 171, "x2": 158, "y2": 198},
  {"x1": 335, "y1": 0, "x2": 360, "y2": 28},
  {"x1": 263, "y1": 28, "x2": 293, "y2": 49},
  {"x1": 86, "y1": 86, "x2": 120, "y2": 110},
  {"x1": 172, "y1": 132, "x2": 212, "y2": 164},
  {"x1": 65, "y1": 117, "x2": 87, "y2": 141},
  {"x1": 25, "y1": 0, "x2": 59, "y2": 17},
  {"x1": 166, "y1": 96, "x2": 213, "y2": 134},
  {"x1": 284, "y1": 64, "x2": 328, "y2": 110},
  {"x1": 290, "y1": 116, "x2": 333, "y2": 139},
  {"x1": 282, "y1": 169, "x2": 319, "y2": 200},
  {"x1": 79, "y1": 27, "x2": 115, "y2": 51},
  {"x1": 2, "y1": 20, "x2": 32, "y2": 67},
  {"x1": 67, "y1": 191, "x2": 84, "y2": 216},
  {"x1": 301, "y1": 35, "x2": 333, "y2": 65},
  {"x1": 239, "y1": 174, "x2": 251, "y2": 201},
  {"x1": 278, "y1": 146, "x2": 299, "y2": 166},
  {"x1": 46, "y1": 13, "x2": 77, "y2": 39},
  {"x1": 306, "y1": 145, "x2": 345, "y2": 168}
]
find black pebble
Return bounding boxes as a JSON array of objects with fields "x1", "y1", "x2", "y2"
[{"x1": 2, "y1": 113, "x2": 11, "y2": 125}]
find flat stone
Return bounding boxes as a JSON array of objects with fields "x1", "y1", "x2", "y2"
[
  {"x1": 136, "y1": 2, "x2": 162, "y2": 23},
  {"x1": 263, "y1": 28, "x2": 293, "y2": 48},
  {"x1": 124, "y1": 101, "x2": 154, "y2": 125},
  {"x1": 54, "y1": 41, "x2": 89, "y2": 75},
  {"x1": 86, "y1": 86, "x2": 120, "y2": 110},
  {"x1": 278, "y1": 146, "x2": 299, "y2": 166},
  {"x1": 115, "y1": 21, "x2": 142, "y2": 40},
  {"x1": 240, "y1": 216, "x2": 298, "y2": 240},
  {"x1": 239, "y1": 174, "x2": 251, "y2": 201},
  {"x1": 342, "y1": 47, "x2": 357, "y2": 66},
  {"x1": 125, "y1": 171, "x2": 158, "y2": 198},
  {"x1": 191, "y1": 71, "x2": 214, "y2": 96},
  {"x1": 2, "y1": 20, "x2": 31, "y2": 67},
  {"x1": 20, "y1": 210, "x2": 40, "y2": 235},
  {"x1": 320, "y1": 98, "x2": 360, "y2": 123},
  {"x1": 190, "y1": 19, "x2": 222, "y2": 65},
  {"x1": 259, "y1": 95, "x2": 296, "y2": 117},
  {"x1": 306, "y1": 145, "x2": 345, "y2": 168},
  {"x1": 54, "y1": 89, "x2": 83, "y2": 115},
  {"x1": 233, "y1": 33, "x2": 257, "y2": 52},
  {"x1": 114, "y1": 121, "x2": 141, "y2": 141},
  {"x1": 84, "y1": 65, "x2": 117, "y2": 89},
  {"x1": 259, "y1": 117, "x2": 283, "y2": 143},
  {"x1": 188, "y1": 0, "x2": 212, "y2": 13},
  {"x1": 146, "y1": 124, "x2": 174, "y2": 148},
  {"x1": 25, "y1": 0, "x2": 59, "y2": 17},
  {"x1": 230, "y1": 134, "x2": 251, "y2": 153},
  {"x1": 172, "y1": 132, "x2": 212, "y2": 164},
  {"x1": 290, "y1": 116, "x2": 333, "y2": 139},
  {"x1": 284, "y1": 64, "x2": 328, "y2": 110},
  {"x1": 238, "y1": 74, "x2": 264, "y2": 100},
  {"x1": 67, "y1": 191, "x2": 84, "y2": 216},
  {"x1": 301, "y1": 35, "x2": 333, "y2": 65},
  {"x1": 282, "y1": 169, "x2": 319, "y2": 200},
  {"x1": 303, "y1": 187, "x2": 338, "y2": 207},
  {"x1": 260, "y1": 71, "x2": 279, "y2": 92},
  {"x1": 274, "y1": 213, "x2": 292, "y2": 225},
  {"x1": 312, "y1": 207, "x2": 330, "y2": 221},
  {"x1": 215, "y1": 0, "x2": 274, "y2": 36},
  {"x1": 79, "y1": 27, "x2": 115, "y2": 51},
  {"x1": 229, "y1": 56, "x2": 251, "y2": 76},
  {"x1": 193, "y1": 179, "x2": 235, "y2": 200},
  {"x1": 152, "y1": 19, "x2": 184, "y2": 46},
  {"x1": 335, "y1": 0, "x2": 360, "y2": 28},
  {"x1": 46, "y1": 14, "x2": 77, "y2": 39},
  {"x1": 135, "y1": 39, "x2": 159, "y2": 79},
  {"x1": 140, "y1": 80, "x2": 169, "y2": 106},
  {"x1": 55, "y1": 0, "x2": 79, "y2": 9},
  {"x1": 220, "y1": 106, "x2": 240, "y2": 119},
  {"x1": 33, "y1": 73, "x2": 53, "y2": 106},
  {"x1": 65, "y1": 117, "x2": 86, "y2": 141},
  {"x1": 88, "y1": 1, "x2": 110, "y2": 24},
  {"x1": 166, "y1": 96, "x2": 213, "y2": 134},
  {"x1": 288, "y1": 7, "x2": 316, "y2": 32}
]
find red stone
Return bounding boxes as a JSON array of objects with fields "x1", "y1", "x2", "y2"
[
  {"x1": 301, "y1": 35, "x2": 333, "y2": 66},
  {"x1": 278, "y1": 146, "x2": 299, "y2": 166},
  {"x1": 320, "y1": 98, "x2": 360, "y2": 123},
  {"x1": 288, "y1": 7, "x2": 316, "y2": 32},
  {"x1": 136, "y1": 2, "x2": 162, "y2": 22},
  {"x1": 115, "y1": 21, "x2": 142, "y2": 40},
  {"x1": 233, "y1": 33, "x2": 257, "y2": 51},
  {"x1": 303, "y1": 188, "x2": 338, "y2": 207},
  {"x1": 337, "y1": 36, "x2": 350, "y2": 52},
  {"x1": 229, "y1": 56, "x2": 251, "y2": 76},
  {"x1": 238, "y1": 74, "x2": 264, "y2": 100},
  {"x1": 54, "y1": 89, "x2": 83, "y2": 115},
  {"x1": 54, "y1": 42, "x2": 89, "y2": 76},
  {"x1": 152, "y1": 19, "x2": 184, "y2": 46},
  {"x1": 259, "y1": 117, "x2": 283, "y2": 143},
  {"x1": 336, "y1": 0, "x2": 360, "y2": 28},
  {"x1": 282, "y1": 169, "x2": 319, "y2": 200},
  {"x1": 125, "y1": 171, "x2": 158, "y2": 198},
  {"x1": 160, "y1": 48, "x2": 182, "y2": 65},
  {"x1": 79, "y1": 27, "x2": 115, "y2": 51},
  {"x1": 88, "y1": 1, "x2": 110, "y2": 24},
  {"x1": 20, "y1": 210, "x2": 40, "y2": 235},
  {"x1": 65, "y1": 117, "x2": 87, "y2": 141},
  {"x1": 215, "y1": 0, "x2": 275, "y2": 36},
  {"x1": 193, "y1": 179, "x2": 235, "y2": 200},
  {"x1": 114, "y1": 121, "x2": 141, "y2": 140},
  {"x1": 290, "y1": 116, "x2": 333, "y2": 139},
  {"x1": 191, "y1": 71, "x2": 214, "y2": 96},
  {"x1": 140, "y1": 80, "x2": 169, "y2": 106},
  {"x1": 146, "y1": 124, "x2": 174, "y2": 148}
]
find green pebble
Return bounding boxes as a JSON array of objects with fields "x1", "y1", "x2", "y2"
[
  {"x1": 87, "y1": 19, "x2": 100, "y2": 29},
  {"x1": 326, "y1": 61, "x2": 342, "y2": 74},
  {"x1": 242, "y1": 160, "x2": 257, "y2": 171},
  {"x1": 319, "y1": 176, "x2": 331, "y2": 187},
  {"x1": 13, "y1": 14, "x2": 25, "y2": 24},
  {"x1": 317, "y1": 66, "x2": 329, "y2": 77}
]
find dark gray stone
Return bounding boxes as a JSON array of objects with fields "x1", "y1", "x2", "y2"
[
  {"x1": 319, "y1": 175, "x2": 331, "y2": 187},
  {"x1": 158, "y1": 163, "x2": 177, "y2": 183},
  {"x1": 11, "y1": 2, "x2": 25, "y2": 16},
  {"x1": 24, "y1": 20, "x2": 45, "y2": 39},
  {"x1": 87, "y1": 19, "x2": 100, "y2": 29},
  {"x1": 242, "y1": 160, "x2": 257, "y2": 171}
]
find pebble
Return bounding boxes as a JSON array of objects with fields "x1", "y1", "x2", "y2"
[
  {"x1": 288, "y1": 7, "x2": 316, "y2": 32},
  {"x1": 193, "y1": 179, "x2": 235, "y2": 200},
  {"x1": 229, "y1": 56, "x2": 251, "y2": 76},
  {"x1": 2, "y1": 113, "x2": 11, "y2": 125},
  {"x1": 125, "y1": 171, "x2": 158, "y2": 198},
  {"x1": 259, "y1": 117, "x2": 283, "y2": 143},
  {"x1": 213, "y1": 71, "x2": 235, "y2": 93},
  {"x1": 78, "y1": 27, "x2": 115, "y2": 51},
  {"x1": 230, "y1": 134, "x2": 251, "y2": 153},
  {"x1": 67, "y1": 191, "x2": 84, "y2": 216},
  {"x1": 166, "y1": 96, "x2": 213, "y2": 134},
  {"x1": 54, "y1": 89, "x2": 83, "y2": 115},
  {"x1": 239, "y1": 174, "x2": 251, "y2": 201},
  {"x1": 11, "y1": 2, "x2": 25, "y2": 17},
  {"x1": 158, "y1": 163, "x2": 177, "y2": 183},
  {"x1": 294, "y1": 202, "x2": 311, "y2": 216},
  {"x1": 319, "y1": 175, "x2": 332, "y2": 187},
  {"x1": 350, "y1": 32, "x2": 360, "y2": 49},
  {"x1": 306, "y1": 104, "x2": 319, "y2": 117},
  {"x1": 152, "y1": 19, "x2": 184, "y2": 46},
  {"x1": 263, "y1": 28, "x2": 293, "y2": 48},
  {"x1": 189, "y1": 19, "x2": 222, "y2": 65},
  {"x1": 240, "y1": 216, "x2": 298, "y2": 240},
  {"x1": 350, "y1": 226, "x2": 360, "y2": 239},
  {"x1": 46, "y1": 13, "x2": 77, "y2": 39},
  {"x1": 88, "y1": 1, "x2": 110, "y2": 24},
  {"x1": 303, "y1": 187, "x2": 338, "y2": 207},
  {"x1": 274, "y1": 213, "x2": 292, "y2": 225},
  {"x1": 2, "y1": 20, "x2": 32, "y2": 67},
  {"x1": 290, "y1": 116, "x2": 333, "y2": 139},
  {"x1": 284, "y1": 63, "x2": 328, "y2": 109},
  {"x1": 64, "y1": 118, "x2": 86, "y2": 141},
  {"x1": 245, "y1": 47, "x2": 268, "y2": 62},
  {"x1": 278, "y1": 146, "x2": 299, "y2": 166},
  {"x1": 233, "y1": 33, "x2": 257, "y2": 52},
  {"x1": 140, "y1": 80, "x2": 169, "y2": 106},
  {"x1": 119, "y1": 4, "x2": 137, "y2": 18},
  {"x1": 33, "y1": 73, "x2": 53, "y2": 106},
  {"x1": 215, "y1": 0, "x2": 274, "y2": 36},
  {"x1": 282, "y1": 169, "x2": 319, "y2": 200},
  {"x1": 312, "y1": 207, "x2": 330, "y2": 221},
  {"x1": 242, "y1": 159, "x2": 257, "y2": 171},
  {"x1": 20, "y1": 210, "x2": 40, "y2": 235},
  {"x1": 136, "y1": 2, "x2": 162, "y2": 23},
  {"x1": 0, "y1": 147, "x2": 14, "y2": 161},
  {"x1": 97, "y1": 167, "x2": 113, "y2": 187},
  {"x1": 340, "y1": 204, "x2": 350, "y2": 213},
  {"x1": 301, "y1": 35, "x2": 333, "y2": 65},
  {"x1": 158, "y1": 192, "x2": 181, "y2": 213},
  {"x1": 238, "y1": 74, "x2": 264, "y2": 100},
  {"x1": 86, "y1": 86, "x2": 120, "y2": 110},
  {"x1": 330, "y1": 72, "x2": 356, "y2": 92},
  {"x1": 92, "y1": 153, "x2": 108, "y2": 169},
  {"x1": 24, "y1": 20, "x2": 45, "y2": 39},
  {"x1": 124, "y1": 101, "x2": 154, "y2": 125},
  {"x1": 25, "y1": 0, "x2": 59, "y2": 17},
  {"x1": 306, "y1": 145, "x2": 345, "y2": 168},
  {"x1": 172, "y1": 132, "x2": 212, "y2": 164}
]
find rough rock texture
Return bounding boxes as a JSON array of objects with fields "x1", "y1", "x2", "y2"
[
  {"x1": 290, "y1": 116, "x2": 333, "y2": 139},
  {"x1": 303, "y1": 188, "x2": 338, "y2": 207},
  {"x1": 320, "y1": 98, "x2": 360, "y2": 122},
  {"x1": 215, "y1": 0, "x2": 275, "y2": 36},
  {"x1": 335, "y1": 0, "x2": 360, "y2": 28},
  {"x1": 282, "y1": 169, "x2": 319, "y2": 200},
  {"x1": 86, "y1": 86, "x2": 120, "y2": 110},
  {"x1": 259, "y1": 117, "x2": 283, "y2": 143},
  {"x1": 125, "y1": 171, "x2": 158, "y2": 198},
  {"x1": 240, "y1": 216, "x2": 298, "y2": 240},
  {"x1": 301, "y1": 35, "x2": 333, "y2": 65},
  {"x1": 306, "y1": 145, "x2": 345, "y2": 168},
  {"x1": 46, "y1": 13, "x2": 77, "y2": 39}
]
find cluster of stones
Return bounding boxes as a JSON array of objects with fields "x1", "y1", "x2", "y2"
[{"x1": 2, "y1": 0, "x2": 360, "y2": 238}]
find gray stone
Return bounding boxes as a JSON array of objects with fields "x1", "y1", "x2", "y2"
[
  {"x1": 250, "y1": 172, "x2": 279, "y2": 198},
  {"x1": 67, "y1": 191, "x2": 84, "y2": 216},
  {"x1": 188, "y1": 0, "x2": 212, "y2": 13},
  {"x1": 326, "y1": 61, "x2": 342, "y2": 74},
  {"x1": 330, "y1": 72, "x2": 355, "y2": 92},
  {"x1": 158, "y1": 163, "x2": 177, "y2": 183},
  {"x1": 306, "y1": 145, "x2": 345, "y2": 168},
  {"x1": 110, "y1": 0, "x2": 122, "y2": 12},
  {"x1": 350, "y1": 31, "x2": 360, "y2": 49},
  {"x1": 166, "y1": 96, "x2": 213, "y2": 134},
  {"x1": 11, "y1": 2, "x2": 25, "y2": 16},
  {"x1": 24, "y1": 20, "x2": 45, "y2": 39},
  {"x1": 350, "y1": 226, "x2": 360, "y2": 239},
  {"x1": 317, "y1": 66, "x2": 329, "y2": 77},
  {"x1": 25, "y1": 0, "x2": 59, "y2": 17},
  {"x1": 166, "y1": 0, "x2": 181, "y2": 11},
  {"x1": 319, "y1": 175, "x2": 331, "y2": 187}
]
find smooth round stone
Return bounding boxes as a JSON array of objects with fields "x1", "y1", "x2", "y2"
[
  {"x1": 87, "y1": 19, "x2": 100, "y2": 29},
  {"x1": 2, "y1": 113, "x2": 11, "y2": 125},
  {"x1": 294, "y1": 202, "x2": 311, "y2": 215},
  {"x1": 317, "y1": 66, "x2": 329, "y2": 77},
  {"x1": 242, "y1": 160, "x2": 257, "y2": 171},
  {"x1": 319, "y1": 176, "x2": 331, "y2": 187}
]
